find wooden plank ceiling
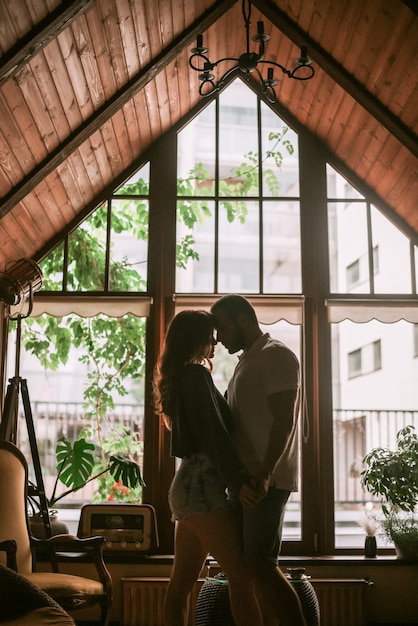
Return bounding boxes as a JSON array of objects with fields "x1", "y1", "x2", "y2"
[{"x1": 0, "y1": 0, "x2": 417, "y2": 269}]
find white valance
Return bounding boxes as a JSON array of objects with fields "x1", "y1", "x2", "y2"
[
  {"x1": 10, "y1": 294, "x2": 417, "y2": 324},
  {"x1": 326, "y1": 298, "x2": 418, "y2": 323},
  {"x1": 10, "y1": 295, "x2": 153, "y2": 318},
  {"x1": 174, "y1": 295, "x2": 304, "y2": 325}
]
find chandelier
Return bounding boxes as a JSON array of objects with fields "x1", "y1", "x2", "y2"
[{"x1": 189, "y1": 0, "x2": 314, "y2": 103}]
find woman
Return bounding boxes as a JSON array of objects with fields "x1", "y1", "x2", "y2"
[{"x1": 153, "y1": 310, "x2": 262, "y2": 626}]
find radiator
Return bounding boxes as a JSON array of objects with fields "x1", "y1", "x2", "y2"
[
  {"x1": 121, "y1": 577, "x2": 204, "y2": 626},
  {"x1": 311, "y1": 578, "x2": 369, "y2": 626},
  {"x1": 121, "y1": 576, "x2": 368, "y2": 626}
]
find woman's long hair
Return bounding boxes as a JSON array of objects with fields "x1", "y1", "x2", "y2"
[{"x1": 153, "y1": 310, "x2": 214, "y2": 429}]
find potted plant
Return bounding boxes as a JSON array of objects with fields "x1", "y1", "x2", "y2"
[
  {"x1": 28, "y1": 432, "x2": 145, "y2": 537},
  {"x1": 361, "y1": 425, "x2": 418, "y2": 558}
]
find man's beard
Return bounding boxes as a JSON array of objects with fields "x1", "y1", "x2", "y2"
[{"x1": 227, "y1": 328, "x2": 246, "y2": 354}]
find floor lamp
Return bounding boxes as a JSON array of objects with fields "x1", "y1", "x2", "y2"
[{"x1": 0, "y1": 259, "x2": 52, "y2": 537}]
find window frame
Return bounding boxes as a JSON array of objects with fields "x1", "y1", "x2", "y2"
[{"x1": 14, "y1": 77, "x2": 418, "y2": 557}]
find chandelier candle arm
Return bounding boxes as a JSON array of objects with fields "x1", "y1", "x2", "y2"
[{"x1": 189, "y1": 0, "x2": 314, "y2": 102}]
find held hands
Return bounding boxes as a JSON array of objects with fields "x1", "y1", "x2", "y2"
[{"x1": 239, "y1": 475, "x2": 269, "y2": 508}]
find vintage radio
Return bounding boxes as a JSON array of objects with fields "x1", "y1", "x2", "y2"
[{"x1": 77, "y1": 504, "x2": 159, "y2": 554}]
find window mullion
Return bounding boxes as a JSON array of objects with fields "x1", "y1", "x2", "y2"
[
  {"x1": 299, "y1": 132, "x2": 334, "y2": 555},
  {"x1": 366, "y1": 201, "x2": 375, "y2": 294},
  {"x1": 410, "y1": 240, "x2": 417, "y2": 295},
  {"x1": 105, "y1": 198, "x2": 112, "y2": 292},
  {"x1": 257, "y1": 95, "x2": 264, "y2": 293},
  {"x1": 214, "y1": 96, "x2": 220, "y2": 293}
]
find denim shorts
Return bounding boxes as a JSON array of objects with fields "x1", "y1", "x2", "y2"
[{"x1": 168, "y1": 453, "x2": 228, "y2": 520}]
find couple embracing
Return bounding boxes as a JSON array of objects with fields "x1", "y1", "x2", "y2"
[{"x1": 153, "y1": 295, "x2": 305, "y2": 626}]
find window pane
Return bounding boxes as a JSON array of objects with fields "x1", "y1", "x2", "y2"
[
  {"x1": 175, "y1": 80, "x2": 302, "y2": 296},
  {"x1": 371, "y1": 205, "x2": 412, "y2": 293},
  {"x1": 110, "y1": 199, "x2": 149, "y2": 292},
  {"x1": 373, "y1": 340, "x2": 382, "y2": 370},
  {"x1": 332, "y1": 319, "x2": 418, "y2": 548},
  {"x1": 177, "y1": 102, "x2": 216, "y2": 196},
  {"x1": 327, "y1": 164, "x2": 364, "y2": 200},
  {"x1": 348, "y1": 348, "x2": 362, "y2": 378},
  {"x1": 219, "y1": 81, "x2": 259, "y2": 196},
  {"x1": 111, "y1": 163, "x2": 149, "y2": 292},
  {"x1": 414, "y1": 324, "x2": 418, "y2": 357},
  {"x1": 39, "y1": 242, "x2": 65, "y2": 291},
  {"x1": 328, "y1": 163, "x2": 415, "y2": 297},
  {"x1": 415, "y1": 246, "x2": 418, "y2": 292},
  {"x1": 261, "y1": 103, "x2": 299, "y2": 197},
  {"x1": 176, "y1": 200, "x2": 215, "y2": 292},
  {"x1": 328, "y1": 202, "x2": 370, "y2": 293},
  {"x1": 9, "y1": 313, "x2": 146, "y2": 531},
  {"x1": 346, "y1": 259, "x2": 360, "y2": 289},
  {"x1": 115, "y1": 162, "x2": 150, "y2": 193},
  {"x1": 67, "y1": 207, "x2": 107, "y2": 291},
  {"x1": 263, "y1": 201, "x2": 301, "y2": 293},
  {"x1": 218, "y1": 201, "x2": 259, "y2": 292}
]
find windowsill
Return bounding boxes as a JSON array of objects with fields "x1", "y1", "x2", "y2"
[
  {"x1": 36, "y1": 507, "x2": 406, "y2": 566},
  {"x1": 212, "y1": 554, "x2": 414, "y2": 567},
  {"x1": 42, "y1": 552, "x2": 410, "y2": 565},
  {"x1": 276, "y1": 554, "x2": 404, "y2": 565}
]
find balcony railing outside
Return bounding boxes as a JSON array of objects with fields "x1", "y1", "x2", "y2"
[
  {"x1": 333, "y1": 408, "x2": 418, "y2": 505},
  {"x1": 15, "y1": 403, "x2": 418, "y2": 545},
  {"x1": 16, "y1": 401, "x2": 144, "y2": 508},
  {"x1": 16, "y1": 403, "x2": 418, "y2": 505}
]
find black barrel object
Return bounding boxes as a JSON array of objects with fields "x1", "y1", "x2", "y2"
[{"x1": 195, "y1": 567, "x2": 320, "y2": 626}]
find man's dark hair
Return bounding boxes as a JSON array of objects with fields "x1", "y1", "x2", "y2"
[{"x1": 211, "y1": 294, "x2": 258, "y2": 323}]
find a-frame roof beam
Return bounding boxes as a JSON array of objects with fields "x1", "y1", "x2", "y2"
[
  {"x1": 0, "y1": 0, "x2": 95, "y2": 87},
  {"x1": 0, "y1": 0, "x2": 236, "y2": 220},
  {"x1": 254, "y1": 0, "x2": 418, "y2": 159}
]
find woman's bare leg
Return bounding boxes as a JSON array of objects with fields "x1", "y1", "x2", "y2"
[
  {"x1": 183, "y1": 506, "x2": 262, "y2": 626},
  {"x1": 163, "y1": 520, "x2": 208, "y2": 626},
  {"x1": 251, "y1": 561, "x2": 307, "y2": 626}
]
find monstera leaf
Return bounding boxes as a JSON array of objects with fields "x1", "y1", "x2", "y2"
[
  {"x1": 48, "y1": 437, "x2": 144, "y2": 507},
  {"x1": 108, "y1": 455, "x2": 146, "y2": 489},
  {"x1": 56, "y1": 437, "x2": 96, "y2": 490}
]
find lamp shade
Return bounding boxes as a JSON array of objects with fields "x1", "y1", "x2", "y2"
[{"x1": 0, "y1": 258, "x2": 43, "y2": 306}]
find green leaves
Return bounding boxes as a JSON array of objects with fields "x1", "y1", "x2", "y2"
[
  {"x1": 362, "y1": 426, "x2": 418, "y2": 515},
  {"x1": 51, "y1": 435, "x2": 144, "y2": 505},
  {"x1": 56, "y1": 438, "x2": 96, "y2": 490},
  {"x1": 176, "y1": 235, "x2": 199, "y2": 269},
  {"x1": 114, "y1": 177, "x2": 149, "y2": 196},
  {"x1": 24, "y1": 318, "x2": 71, "y2": 370},
  {"x1": 108, "y1": 455, "x2": 146, "y2": 489},
  {"x1": 177, "y1": 198, "x2": 212, "y2": 229}
]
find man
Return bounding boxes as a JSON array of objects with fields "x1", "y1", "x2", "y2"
[{"x1": 211, "y1": 294, "x2": 305, "y2": 626}]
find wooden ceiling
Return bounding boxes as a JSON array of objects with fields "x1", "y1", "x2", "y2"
[{"x1": 0, "y1": 0, "x2": 417, "y2": 270}]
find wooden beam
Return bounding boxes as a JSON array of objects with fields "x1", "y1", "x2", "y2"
[
  {"x1": 253, "y1": 0, "x2": 418, "y2": 160},
  {"x1": 0, "y1": 0, "x2": 95, "y2": 87},
  {"x1": 401, "y1": 1, "x2": 418, "y2": 15},
  {"x1": 0, "y1": 0, "x2": 236, "y2": 220}
]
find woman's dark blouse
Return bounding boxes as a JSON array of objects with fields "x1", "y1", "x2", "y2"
[{"x1": 170, "y1": 363, "x2": 247, "y2": 491}]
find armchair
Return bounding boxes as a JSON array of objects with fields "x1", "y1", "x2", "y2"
[
  {"x1": 0, "y1": 561, "x2": 76, "y2": 625},
  {"x1": 0, "y1": 440, "x2": 112, "y2": 625}
]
